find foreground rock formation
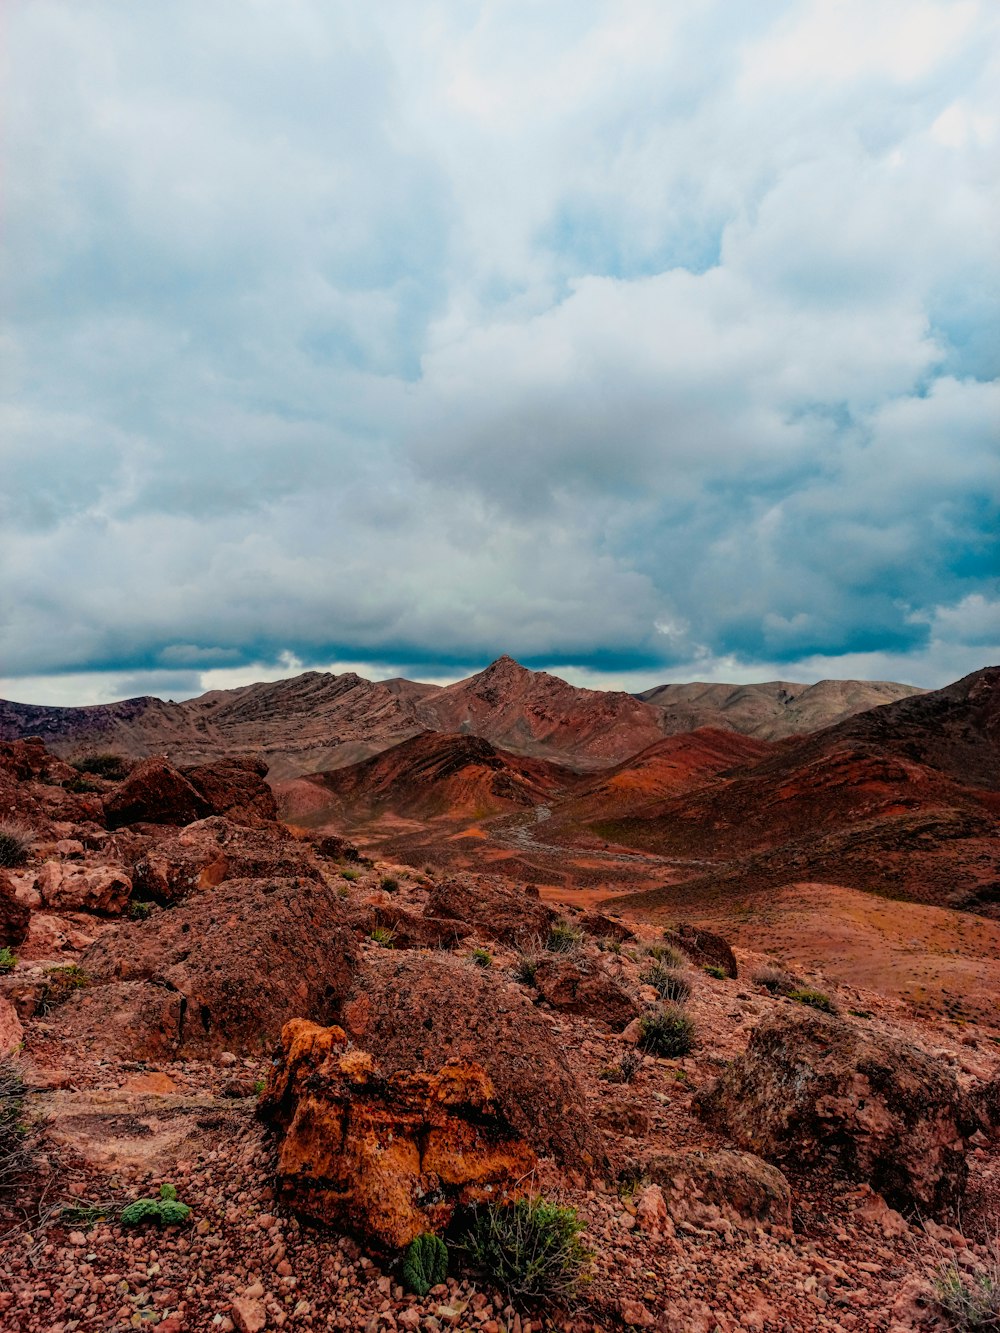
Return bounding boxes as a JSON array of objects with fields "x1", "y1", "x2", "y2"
[{"x1": 260, "y1": 1019, "x2": 537, "y2": 1248}]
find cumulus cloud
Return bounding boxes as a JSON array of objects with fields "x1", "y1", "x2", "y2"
[{"x1": 1, "y1": 0, "x2": 997, "y2": 704}]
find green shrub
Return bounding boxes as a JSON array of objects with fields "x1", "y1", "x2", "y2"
[
  {"x1": 39, "y1": 965, "x2": 90, "y2": 1013},
  {"x1": 753, "y1": 965, "x2": 802, "y2": 995},
  {"x1": 0, "y1": 947, "x2": 17, "y2": 975},
  {"x1": 471, "y1": 947, "x2": 493, "y2": 968},
  {"x1": 121, "y1": 1182, "x2": 191, "y2": 1228},
  {"x1": 788, "y1": 987, "x2": 837, "y2": 1014},
  {"x1": 703, "y1": 964, "x2": 727, "y2": 980},
  {"x1": 932, "y1": 1261, "x2": 1000, "y2": 1330},
  {"x1": 638, "y1": 1004, "x2": 695, "y2": 1058},
  {"x1": 650, "y1": 941, "x2": 686, "y2": 968},
  {"x1": 336, "y1": 883, "x2": 350, "y2": 899},
  {"x1": 128, "y1": 900, "x2": 152, "y2": 921},
  {"x1": 380, "y1": 876, "x2": 399, "y2": 893},
  {"x1": 640, "y1": 963, "x2": 691, "y2": 1003},
  {"x1": 67, "y1": 776, "x2": 103, "y2": 793},
  {"x1": 545, "y1": 922, "x2": 583, "y2": 954},
  {"x1": 71, "y1": 753, "x2": 131, "y2": 780},
  {"x1": 341, "y1": 869, "x2": 361, "y2": 882},
  {"x1": 598, "y1": 1049, "x2": 643, "y2": 1084},
  {"x1": 401, "y1": 1232, "x2": 448, "y2": 1296},
  {"x1": 463, "y1": 1196, "x2": 590, "y2": 1305},
  {"x1": 0, "y1": 823, "x2": 34, "y2": 869},
  {"x1": 369, "y1": 925, "x2": 396, "y2": 948},
  {"x1": 513, "y1": 952, "x2": 539, "y2": 986},
  {"x1": 0, "y1": 1060, "x2": 33, "y2": 1193}
]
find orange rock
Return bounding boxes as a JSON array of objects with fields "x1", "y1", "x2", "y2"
[{"x1": 261, "y1": 1018, "x2": 537, "y2": 1249}]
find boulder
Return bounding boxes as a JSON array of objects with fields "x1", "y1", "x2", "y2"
[
  {"x1": 0, "y1": 872, "x2": 30, "y2": 946},
  {"x1": 663, "y1": 923, "x2": 738, "y2": 978},
  {"x1": 132, "y1": 817, "x2": 322, "y2": 905},
  {"x1": 260, "y1": 1019, "x2": 537, "y2": 1249},
  {"x1": 424, "y1": 875, "x2": 554, "y2": 946},
  {"x1": 696, "y1": 1008, "x2": 970, "y2": 1217},
  {"x1": 643, "y1": 1150, "x2": 792, "y2": 1230},
  {"x1": 337, "y1": 952, "x2": 604, "y2": 1172},
  {"x1": 182, "y1": 756, "x2": 279, "y2": 827},
  {"x1": 533, "y1": 956, "x2": 639, "y2": 1031},
  {"x1": 577, "y1": 911, "x2": 635, "y2": 943},
  {"x1": 314, "y1": 833, "x2": 367, "y2": 864},
  {"x1": 36, "y1": 862, "x2": 131, "y2": 915},
  {"x1": 0, "y1": 995, "x2": 23, "y2": 1055},
  {"x1": 104, "y1": 758, "x2": 210, "y2": 830},
  {"x1": 364, "y1": 904, "x2": 470, "y2": 950},
  {"x1": 66, "y1": 877, "x2": 359, "y2": 1057}
]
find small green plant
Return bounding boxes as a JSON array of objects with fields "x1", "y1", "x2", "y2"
[
  {"x1": 336, "y1": 883, "x2": 350, "y2": 898},
  {"x1": 380, "y1": 876, "x2": 399, "y2": 893},
  {"x1": 0, "y1": 822, "x2": 34, "y2": 869},
  {"x1": 616, "y1": 1162, "x2": 646, "y2": 1199},
  {"x1": 753, "y1": 965, "x2": 801, "y2": 995},
  {"x1": 400, "y1": 1232, "x2": 449, "y2": 1297},
  {"x1": 369, "y1": 925, "x2": 396, "y2": 948},
  {"x1": 471, "y1": 947, "x2": 493, "y2": 968},
  {"x1": 604, "y1": 938, "x2": 623, "y2": 956},
  {"x1": 0, "y1": 1059, "x2": 33, "y2": 1194},
  {"x1": 545, "y1": 922, "x2": 583, "y2": 954},
  {"x1": 0, "y1": 947, "x2": 17, "y2": 975},
  {"x1": 849, "y1": 1008, "x2": 873, "y2": 1019},
  {"x1": 638, "y1": 1004, "x2": 695, "y2": 1058},
  {"x1": 703, "y1": 964, "x2": 727, "y2": 980},
  {"x1": 598, "y1": 1049, "x2": 643, "y2": 1084},
  {"x1": 462, "y1": 1195, "x2": 590, "y2": 1306},
  {"x1": 932, "y1": 1260, "x2": 1000, "y2": 1330},
  {"x1": 67, "y1": 775, "x2": 103, "y2": 793},
  {"x1": 71, "y1": 753, "x2": 131, "y2": 780},
  {"x1": 128, "y1": 900, "x2": 152, "y2": 921},
  {"x1": 788, "y1": 987, "x2": 837, "y2": 1014},
  {"x1": 60, "y1": 1202, "x2": 113, "y2": 1228},
  {"x1": 513, "y1": 951, "x2": 539, "y2": 985},
  {"x1": 253, "y1": 1079, "x2": 266, "y2": 1096},
  {"x1": 641, "y1": 963, "x2": 691, "y2": 1003},
  {"x1": 341, "y1": 868, "x2": 361, "y2": 882},
  {"x1": 647, "y1": 942, "x2": 685, "y2": 968},
  {"x1": 120, "y1": 1182, "x2": 191, "y2": 1228},
  {"x1": 39, "y1": 965, "x2": 90, "y2": 1013}
]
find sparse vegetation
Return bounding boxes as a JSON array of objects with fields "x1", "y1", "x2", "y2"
[
  {"x1": 60, "y1": 1201, "x2": 114, "y2": 1227},
  {"x1": 471, "y1": 946, "x2": 493, "y2": 968},
  {"x1": 368, "y1": 925, "x2": 396, "y2": 948},
  {"x1": 703, "y1": 964, "x2": 727, "y2": 980},
  {"x1": 788, "y1": 987, "x2": 837, "y2": 1014},
  {"x1": 545, "y1": 921, "x2": 583, "y2": 954},
  {"x1": 638, "y1": 1004, "x2": 695, "y2": 1058},
  {"x1": 128, "y1": 900, "x2": 152, "y2": 921},
  {"x1": 641, "y1": 962, "x2": 691, "y2": 1003},
  {"x1": 0, "y1": 1059, "x2": 34, "y2": 1194},
  {"x1": 253, "y1": 1079, "x2": 266, "y2": 1096},
  {"x1": 71, "y1": 752, "x2": 132, "y2": 780},
  {"x1": 0, "y1": 946, "x2": 17, "y2": 974},
  {"x1": 753, "y1": 964, "x2": 802, "y2": 995},
  {"x1": 120, "y1": 1182, "x2": 192, "y2": 1228},
  {"x1": 336, "y1": 883, "x2": 351, "y2": 898},
  {"x1": 932, "y1": 1258, "x2": 1000, "y2": 1330},
  {"x1": 514, "y1": 951, "x2": 539, "y2": 986},
  {"x1": 67, "y1": 775, "x2": 104, "y2": 793},
  {"x1": 462, "y1": 1195, "x2": 590, "y2": 1305},
  {"x1": 401, "y1": 1232, "x2": 449, "y2": 1297},
  {"x1": 380, "y1": 876, "x2": 400, "y2": 893},
  {"x1": 0, "y1": 821, "x2": 34, "y2": 869},
  {"x1": 598, "y1": 1049, "x2": 643, "y2": 1084},
  {"x1": 647, "y1": 942, "x2": 685, "y2": 968},
  {"x1": 39, "y1": 964, "x2": 90, "y2": 1013},
  {"x1": 341, "y1": 869, "x2": 361, "y2": 882}
]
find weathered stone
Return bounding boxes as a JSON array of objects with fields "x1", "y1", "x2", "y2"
[
  {"x1": 337, "y1": 952, "x2": 604, "y2": 1172},
  {"x1": 183, "y1": 756, "x2": 279, "y2": 827},
  {"x1": 643, "y1": 1149, "x2": 792, "y2": 1229},
  {"x1": 36, "y1": 862, "x2": 131, "y2": 915},
  {"x1": 104, "y1": 757, "x2": 210, "y2": 829},
  {"x1": 0, "y1": 995, "x2": 23, "y2": 1055},
  {"x1": 533, "y1": 956, "x2": 639, "y2": 1031},
  {"x1": 260, "y1": 1019, "x2": 536, "y2": 1249},
  {"x1": 663, "y1": 923, "x2": 738, "y2": 978},
  {"x1": 696, "y1": 1008, "x2": 970, "y2": 1217},
  {"x1": 424, "y1": 876, "x2": 554, "y2": 946},
  {"x1": 0, "y1": 871, "x2": 30, "y2": 946}
]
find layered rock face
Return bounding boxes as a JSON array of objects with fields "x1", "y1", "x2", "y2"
[
  {"x1": 260, "y1": 1019, "x2": 537, "y2": 1249},
  {"x1": 696, "y1": 1008, "x2": 972, "y2": 1217}
]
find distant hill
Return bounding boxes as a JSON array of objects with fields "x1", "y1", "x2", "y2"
[{"x1": 0, "y1": 656, "x2": 924, "y2": 778}]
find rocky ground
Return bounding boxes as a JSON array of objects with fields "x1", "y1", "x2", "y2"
[{"x1": 2, "y1": 739, "x2": 1000, "y2": 1332}]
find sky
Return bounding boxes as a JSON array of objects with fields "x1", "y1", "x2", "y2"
[{"x1": 1, "y1": 0, "x2": 998, "y2": 707}]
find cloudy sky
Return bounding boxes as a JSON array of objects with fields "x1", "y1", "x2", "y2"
[{"x1": 2, "y1": 0, "x2": 998, "y2": 706}]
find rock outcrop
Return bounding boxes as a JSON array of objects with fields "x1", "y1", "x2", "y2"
[
  {"x1": 35, "y1": 862, "x2": 132, "y2": 915},
  {"x1": 64, "y1": 877, "x2": 359, "y2": 1057},
  {"x1": 338, "y1": 952, "x2": 604, "y2": 1172},
  {"x1": 533, "y1": 955, "x2": 639, "y2": 1031},
  {"x1": 0, "y1": 871, "x2": 31, "y2": 945},
  {"x1": 183, "y1": 756, "x2": 279, "y2": 826},
  {"x1": 663, "y1": 924, "x2": 738, "y2": 978},
  {"x1": 643, "y1": 1150, "x2": 792, "y2": 1229},
  {"x1": 104, "y1": 757, "x2": 210, "y2": 830},
  {"x1": 424, "y1": 876, "x2": 554, "y2": 946},
  {"x1": 696, "y1": 1008, "x2": 971, "y2": 1217},
  {"x1": 260, "y1": 1019, "x2": 536, "y2": 1249}
]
